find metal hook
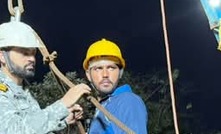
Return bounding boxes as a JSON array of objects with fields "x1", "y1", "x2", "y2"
[{"x1": 8, "y1": 0, "x2": 24, "y2": 21}]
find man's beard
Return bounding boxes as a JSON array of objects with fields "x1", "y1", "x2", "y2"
[{"x1": 10, "y1": 61, "x2": 35, "y2": 79}]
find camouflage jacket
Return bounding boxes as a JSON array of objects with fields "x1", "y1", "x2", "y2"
[{"x1": 0, "y1": 70, "x2": 69, "y2": 134}]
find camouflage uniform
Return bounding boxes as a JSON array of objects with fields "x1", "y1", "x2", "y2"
[{"x1": 0, "y1": 70, "x2": 69, "y2": 134}]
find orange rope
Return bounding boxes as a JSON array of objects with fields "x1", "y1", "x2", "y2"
[{"x1": 160, "y1": 0, "x2": 180, "y2": 134}]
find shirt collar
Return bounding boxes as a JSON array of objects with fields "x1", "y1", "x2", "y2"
[
  {"x1": 0, "y1": 69, "x2": 24, "y2": 94},
  {"x1": 111, "y1": 84, "x2": 132, "y2": 96}
]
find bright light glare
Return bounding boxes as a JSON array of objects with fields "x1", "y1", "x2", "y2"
[{"x1": 209, "y1": 0, "x2": 220, "y2": 7}]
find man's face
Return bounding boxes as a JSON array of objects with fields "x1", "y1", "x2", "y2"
[
  {"x1": 7, "y1": 47, "x2": 37, "y2": 78},
  {"x1": 86, "y1": 59, "x2": 121, "y2": 95}
]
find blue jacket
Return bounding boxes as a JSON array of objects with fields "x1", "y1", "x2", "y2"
[{"x1": 89, "y1": 84, "x2": 148, "y2": 134}]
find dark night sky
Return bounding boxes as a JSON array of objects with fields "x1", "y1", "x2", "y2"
[{"x1": 1, "y1": 0, "x2": 221, "y2": 131}]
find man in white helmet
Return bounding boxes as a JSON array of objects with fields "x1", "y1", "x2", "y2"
[
  {"x1": 83, "y1": 38, "x2": 148, "y2": 134},
  {"x1": 0, "y1": 21, "x2": 91, "y2": 134}
]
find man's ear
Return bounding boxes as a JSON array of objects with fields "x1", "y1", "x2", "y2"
[
  {"x1": 85, "y1": 70, "x2": 92, "y2": 82},
  {"x1": 119, "y1": 69, "x2": 124, "y2": 78}
]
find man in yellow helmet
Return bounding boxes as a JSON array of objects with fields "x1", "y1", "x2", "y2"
[
  {"x1": 83, "y1": 38, "x2": 148, "y2": 133},
  {"x1": 0, "y1": 21, "x2": 91, "y2": 134}
]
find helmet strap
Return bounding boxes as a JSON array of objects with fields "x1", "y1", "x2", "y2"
[
  {"x1": 119, "y1": 69, "x2": 124, "y2": 78},
  {"x1": 2, "y1": 51, "x2": 15, "y2": 74}
]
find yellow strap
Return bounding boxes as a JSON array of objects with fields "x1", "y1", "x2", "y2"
[{"x1": 0, "y1": 83, "x2": 8, "y2": 92}]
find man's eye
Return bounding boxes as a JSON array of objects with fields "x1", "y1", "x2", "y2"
[
  {"x1": 23, "y1": 51, "x2": 31, "y2": 56},
  {"x1": 22, "y1": 50, "x2": 36, "y2": 56},
  {"x1": 23, "y1": 51, "x2": 29, "y2": 56},
  {"x1": 107, "y1": 66, "x2": 117, "y2": 71},
  {"x1": 92, "y1": 66, "x2": 103, "y2": 71}
]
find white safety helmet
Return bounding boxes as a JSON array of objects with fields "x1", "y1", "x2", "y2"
[{"x1": 0, "y1": 21, "x2": 41, "y2": 48}]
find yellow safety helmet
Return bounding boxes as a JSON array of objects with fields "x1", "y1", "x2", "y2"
[
  {"x1": 83, "y1": 38, "x2": 125, "y2": 70},
  {"x1": 0, "y1": 21, "x2": 41, "y2": 48}
]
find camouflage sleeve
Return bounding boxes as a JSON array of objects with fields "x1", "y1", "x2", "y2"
[{"x1": 0, "y1": 94, "x2": 69, "y2": 134}]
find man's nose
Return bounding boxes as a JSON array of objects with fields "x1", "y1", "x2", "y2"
[
  {"x1": 28, "y1": 55, "x2": 36, "y2": 62},
  {"x1": 102, "y1": 69, "x2": 109, "y2": 77}
]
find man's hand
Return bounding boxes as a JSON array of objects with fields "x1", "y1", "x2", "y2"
[
  {"x1": 66, "y1": 104, "x2": 83, "y2": 125},
  {"x1": 61, "y1": 83, "x2": 91, "y2": 108}
]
